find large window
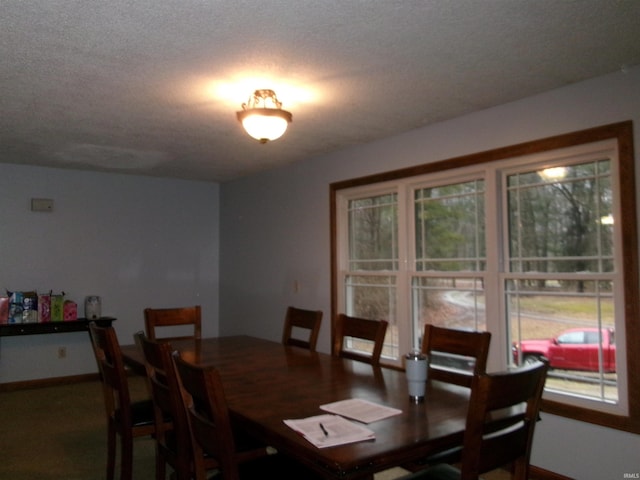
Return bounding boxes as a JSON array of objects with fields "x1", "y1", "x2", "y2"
[
  {"x1": 506, "y1": 159, "x2": 620, "y2": 407},
  {"x1": 331, "y1": 122, "x2": 639, "y2": 433}
]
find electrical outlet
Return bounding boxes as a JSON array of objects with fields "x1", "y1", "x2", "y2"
[{"x1": 57, "y1": 347, "x2": 67, "y2": 359}]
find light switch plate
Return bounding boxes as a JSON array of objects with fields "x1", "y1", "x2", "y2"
[{"x1": 31, "y1": 198, "x2": 54, "y2": 212}]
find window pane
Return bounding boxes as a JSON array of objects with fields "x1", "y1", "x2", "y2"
[
  {"x1": 345, "y1": 274, "x2": 398, "y2": 360},
  {"x1": 507, "y1": 160, "x2": 613, "y2": 273},
  {"x1": 415, "y1": 180, "x2": 485, "y2": 271},
  {"x1": 348, "y1": 194, "x2": 398, "y2": 271},
  {"x1": 411, "y1": 276, "x2": 486, "y2": 346},
  {"x1": 508, "y1": 278, "x2": 618, "y2": 403}
]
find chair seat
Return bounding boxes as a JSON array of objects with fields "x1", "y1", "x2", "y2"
[
  {"x1": 403, "y1": 446, "x2": 463, "y2": 473},
  {"x1": 113, "y1": 399, "x2": 155, "y2": 428},
  {"x1": 130, "y1": 399, "x2": 156, "y2": 427}
]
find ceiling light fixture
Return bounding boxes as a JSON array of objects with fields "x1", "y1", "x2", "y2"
[
  {"x1": 540, "y1": 166, "x2": 567, "y2": 180},
  {"x1": 236, "y1": 89, "x2": 292, "y2": 143}
]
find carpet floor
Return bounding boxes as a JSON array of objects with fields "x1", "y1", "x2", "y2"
[
  {"x1": 0, "y1": 377, "x2": 155, "y2": 480},
  {"x1": 0, "y1": 377, "x2": 511, "y2": 480}
]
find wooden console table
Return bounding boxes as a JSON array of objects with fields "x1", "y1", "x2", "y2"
[
  {"x1": 0, "y1": 317, "x2": 115, "y2": 337},
  {"x1": 0, "y1": 318, "x2": 117, "y2": 391}
]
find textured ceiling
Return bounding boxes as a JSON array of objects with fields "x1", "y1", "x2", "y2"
[{"x1": 2, "y1": 1, "x2": 640, "y2": 183}]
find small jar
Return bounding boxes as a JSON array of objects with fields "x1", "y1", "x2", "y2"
[{"x1": 84, "y1": 296, "x2": 102, "y2": 320}]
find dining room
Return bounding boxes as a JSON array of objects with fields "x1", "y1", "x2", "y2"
[{"x1": 3, "y1": 67, "x2": 640, "y2": 478}]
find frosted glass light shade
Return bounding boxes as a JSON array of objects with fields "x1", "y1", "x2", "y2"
[
  {"x1": 239, "y1": 109, "x2": 291, "y2": 143},
  {"x1": 236, "y1": 89, "x2": 292, "y2": 143}
]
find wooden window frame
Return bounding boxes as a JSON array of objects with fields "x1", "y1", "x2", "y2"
[{"x1": 330, "y1": 121, "x2": 639, "y2": 433}]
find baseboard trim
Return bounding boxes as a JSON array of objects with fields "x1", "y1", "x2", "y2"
[
  {"x1": 0, "y1": 373, "x2": 100, "y2": 392},
  {"x1": 530, "y1": 465, "x2": 574, "y2": 480}
]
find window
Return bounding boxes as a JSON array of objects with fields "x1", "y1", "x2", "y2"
[
  {"x1": 505, "y1": 156, "x2": 622, "y2": 409},
  {"x1": 343, "y1": 192, "x2": 399, "y2": 359},
  {"x1": 331, "y1": 121, "x2": 639, "y2": 433}
]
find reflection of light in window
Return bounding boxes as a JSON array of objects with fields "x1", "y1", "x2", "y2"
[
  {"x1": 601, "y1": 214, "x2": 614, "y2": 225},
  {"x1": 540, "y1": 166, "x2": 567, "y2": 180}
]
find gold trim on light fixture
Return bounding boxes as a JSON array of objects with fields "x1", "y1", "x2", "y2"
[{"x1": 236, "y1": 89, "x2": 292, "y2": 143}]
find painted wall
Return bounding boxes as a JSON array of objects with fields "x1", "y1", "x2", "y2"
[
  {"x1": 0, "y1": 166, "x2": 220, "y2": 383},
  {"x1": 219, "y1": 66, "x2": 640, "y2": 478}
]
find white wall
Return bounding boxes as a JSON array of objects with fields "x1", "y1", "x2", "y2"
[
  {"x1": 0, "y1": 165, "x2": 220, "y2": 383},
  {"x1": 219, "y1": 66, "x2": 640, "y2": 479}
]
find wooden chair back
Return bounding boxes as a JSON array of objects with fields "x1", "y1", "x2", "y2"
[
  {"x1": 460, "y1": 360, "x2": 549, "y2": 479},
  {"x1": 173, "y1": 354, "x2": 243, "y2": 480},
  {"x1": 90, "y1": 323, "x2": 130, "y2": 425},
  {"x1": 144, "y1": 305, "x2": 202, "y2": 341},
  {"x1": 421, "y1": 324, "x2": 491, "y2": 387},
  {"x1": 135, "y1": 332, "x2": 196, "y2": 480},
  {"x1": 282, "y1": 306, "x2": 323, "y2": 351},
  {"x1": 334, "y1": 313, "x2": 388, "y2": 366},
  {"x1": 89, "y1": 322, "x2": 155, "y2": 480},
  {"x1": 399, "y1": 360, "x2": 548, "y2": 480}
]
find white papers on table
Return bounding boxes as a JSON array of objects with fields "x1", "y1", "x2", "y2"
[
  {"x1": 319, "y1": 398, "x2": 402, "y2": 424},
  {"x1": 283, "y1": 414, "x2": 375, "y2": 448}
]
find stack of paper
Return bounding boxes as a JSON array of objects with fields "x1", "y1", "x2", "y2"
[
  {"x1": 284, "y1": 399, "x2": 403, "y2": 448},
  {"x1": 320, "y1": 398, "x2": 402, "y2": 423},
  {"x1": 284, "y1": 414, "x2": 375, "y2": 448}
]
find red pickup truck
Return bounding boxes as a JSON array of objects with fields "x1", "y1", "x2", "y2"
[{"x1": 513, "y1": 328, "x2": 616, "y2": 373}]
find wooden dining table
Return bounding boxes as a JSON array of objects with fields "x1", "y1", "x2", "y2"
[{"x1": 120, "y1": 335, "x2": 469, "y2": 480}]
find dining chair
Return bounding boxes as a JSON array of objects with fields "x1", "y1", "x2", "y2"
[
  {"x1": 144, "y1": 305, "x2": 202, "y2": 342},
  {"x1": 134, "y1": 332, "x2": 210, "y2": 480},
  {"x1": 399, "y1": 359, "x2": 549, "y2": 480},
  {"x1": 334, "y1": 313, "x2": 389, "y2": 366},
  {"x1": 173, "y1": 353, "x2": 275, "y2": 480},
  {"x1": 422, "y1": 324, "x2": 492, "y2": 388},
  {"x1": 173, "y1": 353, "x2": 326, "y2": 480},
  {"x1": 402, "y1": 325, "x2": 492, "y2": 472},
  {"x1": 89, "y1": 322, "x2": 156, "y2": 480},
  {"x1": 281, "y1": 306, "x2": 323, "y2": 351}
]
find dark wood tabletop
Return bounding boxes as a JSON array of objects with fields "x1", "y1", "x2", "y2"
[{"x1": 120, "y1": 335, "x2": 469, "y2": 479}]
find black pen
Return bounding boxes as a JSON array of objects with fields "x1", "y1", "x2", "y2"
[{"x1": 319, "y1": 423, "x2": 329, "y2": 437}]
